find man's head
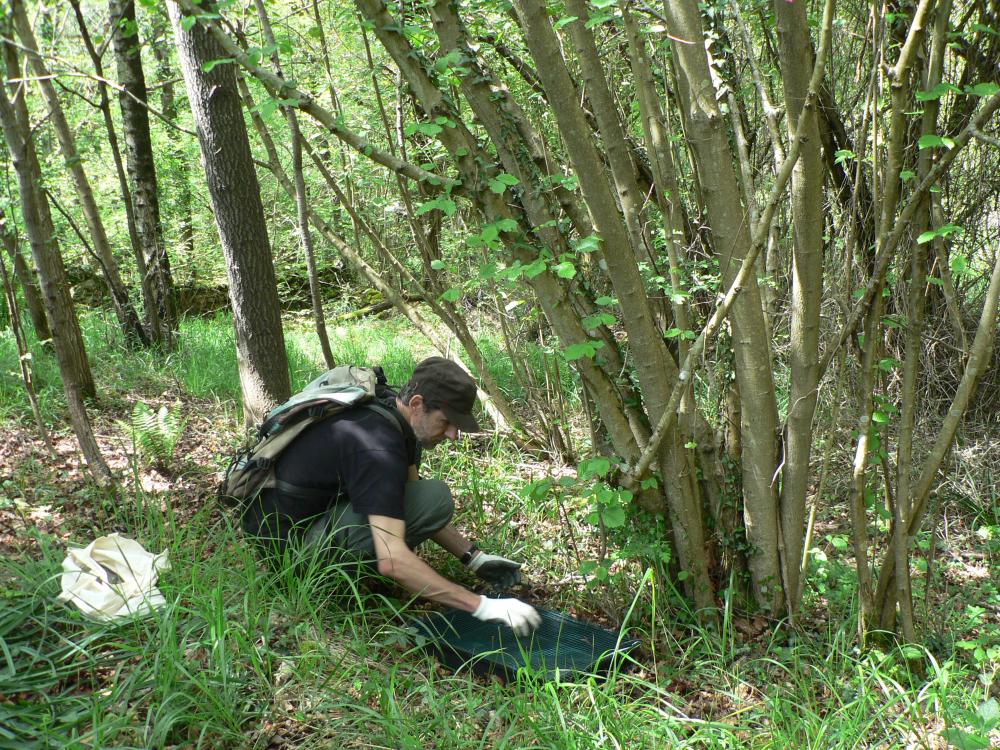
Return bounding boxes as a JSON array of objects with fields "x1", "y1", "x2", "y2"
[{"x1": 397, "y1": 357, "x2": 481, "y2": 447}]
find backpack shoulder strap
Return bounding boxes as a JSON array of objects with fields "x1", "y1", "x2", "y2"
[{"x1": 364, "y1": 402, "x2": 405, "y2": 434}]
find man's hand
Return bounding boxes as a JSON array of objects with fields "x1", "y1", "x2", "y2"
[
  {"x1": 472, "y1": 596, "x2": 541, "y2": 636},
  {"x1": 467, "y1": 551, "x2": 522, "y2": 589}
]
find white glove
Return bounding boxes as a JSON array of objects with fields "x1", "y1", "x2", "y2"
[
  {"x1": 472, "y1": 595, "x2": 542, "y2": 637},
  {"x1": 466, "y1": 551, "x2": 522, "y2": 589}
]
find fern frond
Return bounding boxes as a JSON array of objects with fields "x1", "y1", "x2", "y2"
[{"x1": 130, "y1": 401, "x2": 187, "y2": 470}]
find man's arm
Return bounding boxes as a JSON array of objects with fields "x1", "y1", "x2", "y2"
[
  {"x1": 430, "y1": 522, "x2": 474, "y2": 558},
  {"x1": 368, "y1": 514, "x2": 481, "y2": 611}
]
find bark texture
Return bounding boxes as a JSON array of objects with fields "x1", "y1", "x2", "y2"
[
  {"x1": 662, "y1": 0, "x2": 782, "y2": 611},
  {"x1": 773, "y1": 0, "x2": 825, "y2": 614},
  {"x1": 0, "y1": 33, "x2": 109, "y2": 481},
  {"x1": 0, "y1": 206, "x2": 49, "y2": 342},
  {"x1": 11, "y1": 1, "x2": 148, "y2": 348},
  {"x1": 110, "y1": 0, "x2": 178, "y2": 347},
  {"x1": 168, "y1": 0, "x2": 291, "y2": 423}
]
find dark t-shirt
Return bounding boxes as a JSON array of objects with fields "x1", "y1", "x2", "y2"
[{"x1": 241, "y1": 406, "x2": 417, "y2": 544}]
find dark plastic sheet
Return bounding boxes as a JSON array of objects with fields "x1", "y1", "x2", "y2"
[{"x1": 411, "y1": 606, "x2": 640, "y2": 681}]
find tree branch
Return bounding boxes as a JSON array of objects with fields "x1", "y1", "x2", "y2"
[
  {"x1": 171, "y1": 0, "x2": 456, "y2": 190},
  {"x1": 624, "y1": 0, "x2": 838, "y2": 486}
]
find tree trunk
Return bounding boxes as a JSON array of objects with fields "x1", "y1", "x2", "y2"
[
  {"x1": 662, "y1": 0, "x2": 782, "y2": 612},
  {"x1": 68, "y1": 0, "x2": 145, "y2": 330},
  {"x1": 532, "y1": 0, "x2": 713, "y2": 608},
  {"x1": 0, "y1": 34, "x2": 110, "y2": 483},
  {"x1": 252, "y1": 0, "x2": 335, "y2": 369},
  {"x1": 352, "y1": 0, "x2": 645, "y2": 465},
  {"x1": 168, "y1": 0, "x2": 291, "y2": 424},
  {"x1": 11, "y1": 0, "x2": 148, "y2": 348},
  {"x1": 110, "y1": 0, "x2": 178, "y2": 347},
  {"x1": 0, "y1": 206, "x2": 49, "y2": 342},
  {"x1": 773, "y1": 0, "x2": 825, "y2": 616},
  {"x1": 150, "y1": 9, "x2": 196, "y2": 266},
  {"x1": 887, "y1": 0, "x2": 951, "y2": 640},
  {"x1": 0, "y1": 217, "x2": 51, "y2": 451}
]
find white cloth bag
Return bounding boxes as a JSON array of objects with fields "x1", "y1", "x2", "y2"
[{"x1": 58, "y1": 533, "x2": 170, "y2": 621}]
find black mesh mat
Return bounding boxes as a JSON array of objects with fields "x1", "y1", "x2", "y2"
[{"x1": 410, "y1": 606, "x2": 640, "y2": 681}]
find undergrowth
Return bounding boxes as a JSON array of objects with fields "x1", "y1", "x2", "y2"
[{"x1": 0, "y1": 311, "x2": 996, "y2": 749}]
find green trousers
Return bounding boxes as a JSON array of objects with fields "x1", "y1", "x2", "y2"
[{"x1": 301, "y1": 479, "x2": 454, "y2": 563}]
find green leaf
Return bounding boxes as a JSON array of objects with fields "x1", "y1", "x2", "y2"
[
  {"x1": 951, "y1": 253, "x2": 969, "y2": 276},
  {"x1": 595, "y1": 295, "x2": 617, "y2": 306},
  {"x1": 415, "y1": 198, "x2": 456, "y2": 217},
  {"x1": 833, "y1": 149, "x2": 855, "y2": 165},
  {"x1": 581, "y1": 312, "x2": 616, "y2": 330},
  {"x1": 439, "y1": 287, "x2": 461, "y2": 302},
  {"x1": 901, "y1": 169, "x2": 916, "y2": 182},
  {"x1": 430, "y1": 259, "x2": 446, "y2": 270},
  {"x1": 564, "y1": 340, "x2": 605, "y2": 361},
  {"x1": 553, "y1": 15, "x2": 578, "y2": 29},
  {"x1": 665, "y1": 328, "x2": 695, "y2": 340},
  {"x1": 684, "y1": 441, "x2": 697, "y2": 449},
  {"x1": 522, "y1": 258, "x2": 546, "y2": 278},
  {"x1": 639, "y1": 477, "x2": 658, "y2": 490},
  {"x1": 915, "y1": 82, "x2": 961, "y2": 101},
  {"x1": 180, "y1": 15, "x2": 197, "y2": 31},
  {"x1": 553, "y1": 261, "x2": 576, "y2": 278},
  {"x1": 827, "y1": 534, "x2": 849, "y2": 551},
  {"x1": 965, "y1": 82, "x2": 1000, "y2": 97},
  {"x1": 488, "y1": 173, "x2": 520, "y2": 194},
  {"x1": 586, "y1": 13, "x2": 613, "y2": 29},
  {"x1": 677, "y1": 570, "x2": 690, "y2": 581},
  {"x1": 918, "y1": 134, "x2": 956, "y2": 150},
  {"x1": 878, "y1": 358, "x2": 900, "y2": 372},
  {"x1": 926, "y1": 275, "x2": 944, "y2": 286},
  {"x1": 975, "y1": 699, "x2": 1000, "y2": 730},
  {"x1": 918, "y1": 223, "x2": 964, "y2": 244},
  {"x1": 572, "y1": 234, "x2": 602, "y2": 254},
  {"x1": 940, "y1": 729, "x2": 990, "y2": 750},
  {"x1": 600, "y1": 505, "x2": 627, "y2": 528},
  {"x1": 578, "y1": 456, "x2": 612, "y2": 479}
]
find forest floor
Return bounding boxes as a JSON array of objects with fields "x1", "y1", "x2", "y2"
[{"x1": 0, "y1": 314, "x2": 998, "y2": 749}]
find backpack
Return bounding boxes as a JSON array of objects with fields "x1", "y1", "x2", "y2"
[{"x1": 218, "y1": 365, "x2": 405, "y2": 508}]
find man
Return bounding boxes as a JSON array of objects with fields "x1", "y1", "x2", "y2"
[{"x1": 241, "y1": 357, "x2": 541, "y2": 635}]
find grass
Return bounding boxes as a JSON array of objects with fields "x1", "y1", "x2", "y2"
[{"x1": 0, "y1": 311, "x2": 996, "y2": 749}]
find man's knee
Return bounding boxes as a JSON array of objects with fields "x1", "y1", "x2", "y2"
[
  {"x1": 404, "y1": 479, "x2": 454, "y2": 541},
  {"x1": 423, "y1": 479, "x2": 455, "y2": 531}
]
